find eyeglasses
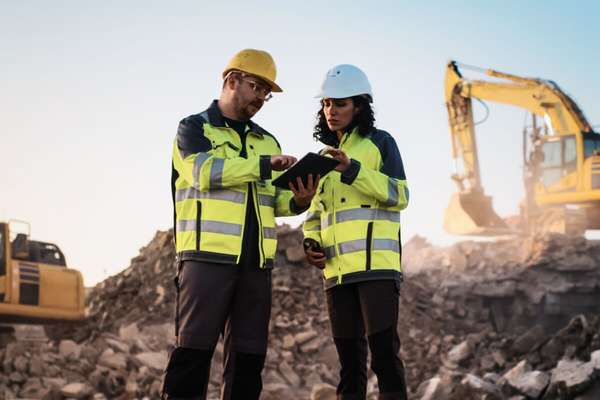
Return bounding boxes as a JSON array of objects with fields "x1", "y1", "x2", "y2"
[{"x1": 241, "y1": 77, "x2": 273, "y2": 102}]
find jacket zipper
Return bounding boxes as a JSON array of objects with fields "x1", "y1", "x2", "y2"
[
  {"x1": 365, "y1": 222, "x2": 374, "y2": 270},
  {"x1": 252, "y1": 181, "x2": 267, "y2": 268},
  {"x1": 195, "y1": 201, "x2": 202, "y2": 251}
]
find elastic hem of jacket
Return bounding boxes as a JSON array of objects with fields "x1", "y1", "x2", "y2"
[
  {"x1": 341, "y1": 159, "x2": 361, "y2": 185},
  {"x1": 289, "y1": 198, "x2": 309, "y2": 215},
  {"x1": 178, "y1": 251, "x2": 238, "y2": 264},
  {"x1": 264, "y1": 258, "x2": 274, "y2": 269},
  {"x1": 324, "y1": 269, "x2": 403, "y2": 291},
  {"x1": 259, "y1": 155, "x2": 272, "y2": 180}
]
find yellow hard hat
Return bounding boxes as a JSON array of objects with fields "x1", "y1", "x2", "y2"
[{"x1": 222, "y1": 49, "x2": 283, "y2": 92}]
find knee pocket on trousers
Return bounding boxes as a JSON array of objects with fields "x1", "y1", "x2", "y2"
[{"x1": 163, "y1": 347, "x2": 212, "y2": 398}]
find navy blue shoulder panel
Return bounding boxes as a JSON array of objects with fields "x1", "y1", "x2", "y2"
[
  {"x1": 177, "y1": 113, "x2": 213, "y2": 158},
  {"x1": 368, "y1": 129, "x2": 406, "y2": 180}
]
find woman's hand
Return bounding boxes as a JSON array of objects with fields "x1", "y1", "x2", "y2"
[
  {"x1": 323, "y1": 148, "x2": 351, "y2": 172},
  {"x1": 305, "y1": 247, "x2": 326, "y2": 269},
  {"x1": 289, "y1": 174, "x2": 320, "y2": 209}
]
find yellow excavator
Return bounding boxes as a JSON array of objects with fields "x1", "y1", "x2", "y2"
[
  {"x1": 444, "y1": 60, "x2": 600, "y2": 236},
  {"x1": 0, "y1": 221, "x2": 85, "y2": 342}
]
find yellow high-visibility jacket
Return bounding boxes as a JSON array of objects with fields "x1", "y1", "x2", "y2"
[
  {"x1": 303, "y1": 127, "x2": 409, "y2": 288},
  {"x1": 172, "y1": 101, "x2": 299, "y2": 268}
]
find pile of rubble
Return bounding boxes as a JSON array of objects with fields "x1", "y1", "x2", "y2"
[{"x1": 1, "y1": 228, "x2": 599, "y2": 399}]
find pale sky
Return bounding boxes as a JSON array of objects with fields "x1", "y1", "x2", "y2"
[{"x1": 2, "y1": 1, "x2": 599, "y2": 285}]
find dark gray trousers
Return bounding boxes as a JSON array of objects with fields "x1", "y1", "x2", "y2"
[
  {"x1": 162, "y1": 257, "x2": 271, "y2": 400},
  {"x1": 326, "y1": 279, "x2": 408, "y2": 400}
]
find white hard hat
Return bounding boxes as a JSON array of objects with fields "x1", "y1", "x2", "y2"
[{"x1": 315, "y1": 64, "x2": 373, "y2": 99}]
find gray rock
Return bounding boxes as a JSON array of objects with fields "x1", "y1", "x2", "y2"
[
  {"x1": 59, "y1": 340, "x2": 81, "y2": 359},
  {"x1": 311, "y1": 383, "x2": 336, "y2": 400},
  {"x1": 98, "y1": 348, "x2": 128, "y2": 370},
  {"x1": 416, "y1": 376, "x2": 449, "y2": 400},
  {"x1": 13, "y1": 355, "x2": 28, "y2": 373},
  {"x1": 512, "y1": 370, "x2": 549, "y2": 398},
  {"x1": 60, "y1": 382, "x2": 93, "y2": 399},
  {"x1": 295, "y1": 330, "x2": 318, "y2": 345},
  {"x1": 501, "y1": 360, "x2": 530, "y2": 388},
  {"x1": 550, "y1": 359, "x2": 593, "y2": 394},
  {"x1": 279, "y1": 360, "x2": 301, "y2": 387},
  {"x1": 447, "y1": 340, "x2": 472, "y2": 365},
  {"x1": 104, "y1": 337, "x2": 131, "y2": 354},
  {"x1": 512, "y1": 325, "x2": 545, "y2": 355},
  {"x1": 461, "y1": 373, "x2": 502, "y2": 398},
  {"x1": 118, "y1": 322, "x2": 139, "y2": 342},
  {"x1": 133, "y1": 351, "x2": 168, "y2": 372}
]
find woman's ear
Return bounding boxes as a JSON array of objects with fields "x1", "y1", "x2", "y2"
[{"x1": 354, "y1": 105, "x2": 361, "y2": 115}]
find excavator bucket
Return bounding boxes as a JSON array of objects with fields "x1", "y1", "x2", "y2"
[{"x1": 444, "y1": 192, "x2": 512, "y2": 236}]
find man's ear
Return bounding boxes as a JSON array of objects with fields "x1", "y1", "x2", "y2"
[{"x1": 224, "y1": 75, "x2": 238, "y2": 91}]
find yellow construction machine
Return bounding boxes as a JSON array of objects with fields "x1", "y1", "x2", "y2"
[
  {"x1": 0, "y1": 221, "x2": 85, "y2": 329},
  {"x1": 444, "y1": 60, "x2": 600, "y2": 236}
]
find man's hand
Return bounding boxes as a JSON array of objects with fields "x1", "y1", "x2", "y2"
[
  {"x1": 323, "y1": 148, "x2": 351, "y2": 172},
  {"x1": 305, "y1": 246, "x2": 326, "y2": 269},
  {"x1": 271, "y1": 155, "x2": 297, "y2": 171},
  {"x1": 289, "y1": 174, "x2": 320, "y2": 209}
]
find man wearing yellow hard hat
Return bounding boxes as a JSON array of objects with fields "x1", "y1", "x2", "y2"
[{"x1": 162, "y1": 49, "x2": 318, "y2": 399}]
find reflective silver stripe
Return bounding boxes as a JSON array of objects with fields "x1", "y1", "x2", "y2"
[
  {"x1": 193, "y1": 153, "x2": 211, "y2": 188},
  {"x1": 305, "y1": 211, "x2": 321, "y2": 231},
  {"x1": 175, "y1": 188, "x2": 245, "y2": 204},
  {"x1": 323, "y1": 245, "x2": 336, "y2": 259},
  {"x1": 338, "y1": 239, "x2": 366, "y2": 255},
  {"x1": 384, "y1": 178, "x2": 399, "y2": 207},
  {"x1": 335, "y1": 209, "x2": 400, "y2": 223},
  {"x1": 177, "y1": 219, "x2": 197, "y2": 232},
  {"x1": 306, "y1": 211, "x2": 320, "y2": 221},
  {"x1": 373, "y1": 239, "x2": 400, "y2": 253},
  {"x1": 263, "y1": 227, "x2": 277, "y2": 239},
  {"x1": 322, "y1": 214, "x2": 334, "y2": 229},
  {"x1": 202, "y1": 220, "x2": 242, "y2": 236},
  {"x1": 177, "y1": 220, "x2": 242, "y2": 236},
  {"x1": 210, "y1": 158, "x2": 225, "y2": 189},
  {"x1": 203, "y1": 190, "x2": 245, "y2": 203},
  {"x1": 404, "y1": 186, "x2": 410, "y2": 202},
  {"x1": 258, "y1": 194, "x2": 275, "y2": 208}
]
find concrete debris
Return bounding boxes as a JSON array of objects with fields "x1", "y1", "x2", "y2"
[{"x1": 1, "y1": 228, "x2": 600, "y2": 399}]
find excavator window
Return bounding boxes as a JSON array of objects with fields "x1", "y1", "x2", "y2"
[
  {"x1": 564, "y1": 136, "x2": 577, "y2": 173},
  {"x1": 541, "y1": 140, "x2": 562, "y2": 188},
  {"x1": 583, "y1": 132, "x2": 600, "y2": 158}
]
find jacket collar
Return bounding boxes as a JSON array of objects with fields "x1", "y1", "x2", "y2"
[{"x1": 205, "y1": 100, "x2": 263, "y2": 137}]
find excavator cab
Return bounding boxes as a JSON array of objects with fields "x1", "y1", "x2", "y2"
[{"x1": 0, "y1": 221, "x2": 85, "y2": 324}]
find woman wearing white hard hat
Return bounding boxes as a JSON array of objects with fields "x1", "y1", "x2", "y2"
[{"x1": 303, "y1": 65, "x2": 410, "y2": 400}]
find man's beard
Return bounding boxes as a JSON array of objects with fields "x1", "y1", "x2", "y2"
[{"x1": 234, "y1": 97, "x2": 263, "y2": 120}]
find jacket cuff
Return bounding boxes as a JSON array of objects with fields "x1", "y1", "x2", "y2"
[
  {"x1": 290, "y1": 198, "x2": 310, "y2": 215},
  {"x1": 341, "y1": 159, "x2": 361, "y2": 185},
  {"x1": 260, "y1": 155, "x2": 272, "y2": 180}
]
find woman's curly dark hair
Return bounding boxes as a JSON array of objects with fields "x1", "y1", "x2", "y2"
[{"x1": 313, "y1": 95, "x2": 375, "y2": 145}]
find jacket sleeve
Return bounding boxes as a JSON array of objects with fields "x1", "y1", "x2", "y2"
[
  {"x1": 172, "y1": 116, "x2": 272, "y2": 191},
  {"x1": 302, "y1": 198, "x2": 323, "y2": 245},
  {"x1": 340, "y1": 133, "x2": 409, "y2": 211}
]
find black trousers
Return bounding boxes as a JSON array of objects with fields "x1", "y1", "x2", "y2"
[
  {"x1": 326, "y1": 279, "x2": 408, "y2": 400},
  {"x1": 162, "y1": 254, "x2": 271, "y2": 400}
]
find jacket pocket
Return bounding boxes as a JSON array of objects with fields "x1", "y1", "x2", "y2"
[
  {"x1": 196, "y1": 201, "x2": 202, "y2": 251},
  {"x1": 365, "y1": 222, "x2": 374, "y2": 270}
]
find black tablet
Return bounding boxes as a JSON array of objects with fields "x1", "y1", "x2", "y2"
[{"x1": 272, "y1": 152, "x2": 340, "y2": 190}]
